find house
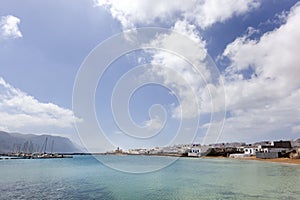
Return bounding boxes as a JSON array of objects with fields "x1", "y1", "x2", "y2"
[
  {"x1": 244, "y1": 146, "x2": 260, "y2": 156},
  {"x1": 260, "y1": 141, "x2": 292, "y2": 153},
  {"x1": 273, "y1": 141, "x2": 292, "y2": 148},
  {"x1": 256, "y1": 140, "x2": 293, "y2": 159},
  {"x1": 188, "y1": 146, "x2": 210, "y2": 157},
  {"x1": 188, "y1": 147, "x2": 202, "y2": 157}
]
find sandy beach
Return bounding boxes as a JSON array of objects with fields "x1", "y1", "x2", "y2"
[
  {"x1": 205, "y1": 156, "x2": 300, "y2": 165},
  {"x1": 241, "y1": 157, "x2": 300, "y2": 165}
]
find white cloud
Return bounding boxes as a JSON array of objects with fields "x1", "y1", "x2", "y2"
[
  {"x1": 217, "y1": 2, "x2": 300, "y2": 140},
  {"x1": 223, "y1": 2, "x2": 300, "y2": 107},
  {"x1": 94, "y1": 0, "x2": 260, "y2": 120},
  {"x1": 95, "y1": 0, "x2": 259, "y2": 120},
  {"x1": 0, "y1": 15, "x2": 23, "y2": 39},
  {"x1": 184, "y1": 0, "x2": 260, "y2": 29},
  {"x1": 145, "y1": 20, "x2": 209, "y2": 119},
  {"x1": 94, "y1": 0, "x2": 193, "y2": 29},
  {"x1": 95, "y1": 0, "x2": 261, "y2": 29},
  {"x1": 95, "y1": 0, "x2": 300, "y2": 143},
  {"x1": 144, "y1": 116, "x2": 163, "y2": 131},
  {"x1": 0, "y1": 77, "x2": 81, "y2": 132},
  {"x1": 144, "y1": 20, "x2": 227, "y2": 121}
]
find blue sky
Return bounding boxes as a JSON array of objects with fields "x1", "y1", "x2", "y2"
[{"x1": 1, "y1": 0, "x2": 300, "y2": 152}]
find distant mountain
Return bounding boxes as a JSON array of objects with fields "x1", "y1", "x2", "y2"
[{"x1": 0, "y1": 131, "x2": 80, "y2": 153}]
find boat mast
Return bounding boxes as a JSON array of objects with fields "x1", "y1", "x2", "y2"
[
  {"x1": 44, "y1": 137, "x2": 48, "y2": 153},
  {"x1": 40, "y1": 137, "x2": 48, "y2": 153},
  {"x1": 51, "y1": 140, "x2": 54, "y2": 154}
]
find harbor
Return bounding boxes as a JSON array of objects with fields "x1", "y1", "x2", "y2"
[
  {"x1": 0, "y1": 153, "x2": 72, "y2": 160},
  {"x1": 0, "y1": 137, "x2": 72, "y2": 160}
]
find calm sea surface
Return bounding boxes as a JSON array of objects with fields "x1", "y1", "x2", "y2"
[{"x1": 0, "y1": 155, "x2": 300, "y2": 199}]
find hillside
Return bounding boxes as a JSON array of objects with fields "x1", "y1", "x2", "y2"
[{"x1": 0, "y1": 131, "x2": 80, "y2": 153}]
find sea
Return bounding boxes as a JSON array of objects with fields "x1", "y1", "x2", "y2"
[{"x1": 0, "y1": 155, "x2": 300, "y2": 200}]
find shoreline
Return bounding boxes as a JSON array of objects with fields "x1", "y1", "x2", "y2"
[
  {"x1": 205, "y1": 156, "x2": 300, "y2": 165},
  {"x1": 98, "y1": 154, "x2": 300, "y2": 165},
  {"x1": 236, "y1": 156, "x2": 300, "y2": 165},
  {"x1": 2, "y1": 153, "x2": 300, "y2": 165}
]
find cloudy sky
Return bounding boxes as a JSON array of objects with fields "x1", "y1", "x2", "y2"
[{"x1": 0, "y1": 0, "x2": 299, "y2": 151}]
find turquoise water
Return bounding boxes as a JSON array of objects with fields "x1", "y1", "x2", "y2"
[{"x1": 0, "y1": 156, "x2": 300, "y2": 199}]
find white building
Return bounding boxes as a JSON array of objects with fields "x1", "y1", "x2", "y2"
[
  {"x1": 188, "y1": 146, "x2": 210, "y2": 157},
  {"x1": 188, "y1": 147, "x2": 202, "y2": 157},
  {"x1": 244, "y1": 147, "x2": 260, "y2": 156}
]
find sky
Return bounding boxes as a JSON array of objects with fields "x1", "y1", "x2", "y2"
[{"x1": 0, "y1": 0, "x2": 300, "y2": 152}]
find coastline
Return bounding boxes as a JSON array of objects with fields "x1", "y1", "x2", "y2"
[
  {"x1": 237, "y1": 156, "x2": 300, "y2": 165},
  {"x1": 100, "y1": 153, "x2": 300, "y2": 165},
  {"x1": 2, "y1": 152, "x2": 300, "y2": 165},
  {"x1": 205, "y1": 156, "x2": 300, "y2": 165}
]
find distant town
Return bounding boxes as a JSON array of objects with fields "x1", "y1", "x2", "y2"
[
  {"x1": 106, "y1": 139, "x2": 300, "y2": 160},
  {"x1": 1, "y1": 128, "x2": 300, "y2": 162}
]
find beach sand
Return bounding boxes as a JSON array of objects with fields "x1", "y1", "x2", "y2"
[
  {"x1": 241, "y1": 157, "x2": 300, "y2": 165},
  {"x1": 204, "y1": 156, "x2": 300, "y2": 165}
]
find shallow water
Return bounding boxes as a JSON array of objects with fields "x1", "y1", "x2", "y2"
[{"x1": 0, "y1": 155, "x2": 299, "y2": 199}]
